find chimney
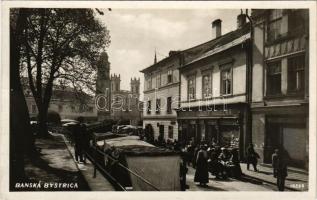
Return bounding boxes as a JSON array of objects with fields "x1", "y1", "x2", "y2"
[
  {"x1": 169, "y1": 50, "x2": 179, "y2": 56},
  {"x1": 237, "y1": 13, "x2": 246, "y2": 29},
  {"x1": 212, "y1": 19, "x2": 222, "y2": 39}
]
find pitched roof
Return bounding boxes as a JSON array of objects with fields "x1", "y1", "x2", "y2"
[
  {"x1": 184, "y1": 32, "x2": 250, "y2": 67},
  {"x1": 180, "y1": 23, "x2": 250, "y2": 69},
  {"x1": 140, "y1": 23, "x2": 250, "y2": 73},
  {"x1": 140, "y1": 51, "x2": 182, "y2": 73}
]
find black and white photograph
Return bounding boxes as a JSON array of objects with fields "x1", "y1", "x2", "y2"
[{"x1": 0, "y1": 1, "x2": 316, "y2": 200}]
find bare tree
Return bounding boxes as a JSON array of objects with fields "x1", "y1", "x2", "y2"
[{"x1": 20, "y1": 8, "x2": 110, "y2": 136}]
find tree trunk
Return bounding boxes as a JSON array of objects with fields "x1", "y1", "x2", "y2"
[
  {"x1": 10, "y1": 8, "x2": 35, "y2": 190},
  {"x1": 38, "y1": 104, "x2": 49, "y2": 137}
]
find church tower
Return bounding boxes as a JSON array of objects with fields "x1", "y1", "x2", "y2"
[
  {"x1": 130, "y1": 77, "x2": 140, "y2": 98},
  {"x1": 96, "y1": 52, "x2": 111, "y2": 121},
  {"x1": 111, "y1": 74, "x2": 121, "y2": 93}
]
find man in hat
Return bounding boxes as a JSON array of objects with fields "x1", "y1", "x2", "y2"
[{"x1": 272, "y1": 147, "x2": 290, "y2": 191}]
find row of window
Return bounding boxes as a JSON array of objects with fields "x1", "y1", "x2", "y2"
[
  {"x1": 147, "y1": 97, "x2": 173, "y2": 115},
  {"x1": 186, "y1": 55, "x2": 305, "y2": 100},
  {"x1": 187, "y1": 64, "x2": 232, "y2": 101},
  {"x1": 146, "y1": 69, "x2": 174, "y2": 90},
  {"x1": 267, "y1": 55, "x2": 305, "y2": 96}
]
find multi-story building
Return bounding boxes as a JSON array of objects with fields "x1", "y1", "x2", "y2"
[
  {"x1": 251, "y1": 9, "x2": 309, "y2": 169},
  {"x1": 110, "y1": 74, "x2": 142, "y2": 126},
  {"x1": 177, "y1": 14, "x2": 251, "y2": 157},
  {"x1": 140, "y1": 51, "x2": 182, "y2": 141}
]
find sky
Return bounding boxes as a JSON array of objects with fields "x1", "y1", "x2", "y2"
[{"x1": 97, "y1": 9, "x2": 242, "y2": 97}]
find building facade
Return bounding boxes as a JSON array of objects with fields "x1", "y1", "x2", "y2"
[
  {"x1": 177, "y1": 15, "x2": 252, "y2": 157},
  {"x1": 110, "y1": 74, "x2": 142, "y2": 126},
  {"x1": 141, "y1": 51, "x2": 182, "y2": 141},
  {"x1": 251, "y1": 9, "x2": 309, "y2": 169},
  {"x1": 25, "y1": 88, "x2": 98, "y2": 122}
]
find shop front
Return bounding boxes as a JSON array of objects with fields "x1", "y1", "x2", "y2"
[
  {"x1": 264, "y1": 115, "x2": 308, "y2": 169},
  {"x1": 252, "y1": 104, "x2": 309, "y2": 169},
  {"x1": 177, "y1": 104, "x2": 248, "y2": 158}
]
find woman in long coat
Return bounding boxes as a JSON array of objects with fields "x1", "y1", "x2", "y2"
[{"x1": 194, "y1": 146, "x2": 209, "y2": 186}]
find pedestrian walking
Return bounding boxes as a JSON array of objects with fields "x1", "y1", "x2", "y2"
[
  {"x1": 194, "y1": 145, "x2": 209, "y2": 186},
  {"x1": 272, "y1": 148, "x2": 290, "y2": 191},
  {"x1": 246, "y1": 143, "x2": 260, "y2": 171},
  {"x1": 73, "y1": 116, "x2": 86, "y2": 163}
]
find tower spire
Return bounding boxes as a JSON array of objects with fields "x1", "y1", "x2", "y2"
[{"x1": 154, "y1": 48, "x2": 157, "y2": 64}]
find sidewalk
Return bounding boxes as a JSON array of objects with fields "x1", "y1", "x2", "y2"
[
  {"x1": 58, "y1": 133, "x2": 115, "y2": 191},
  {"x1": 240, "y1": 163, "x2": 308, "y2": 191},
  {"x1": 23, "y1": 135, "x2": 90, "y2": 191},
  {"x1": 23, "y1": 133, "x2": 115, "y2": 191}
]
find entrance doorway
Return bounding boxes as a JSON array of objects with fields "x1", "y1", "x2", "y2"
[{"x1": 264, "y1": 123, "x2": 282, "y2": 163}]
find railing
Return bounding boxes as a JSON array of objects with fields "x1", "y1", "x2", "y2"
[
  {"x1": 85, "y1": 150, "x2": 127, "y2": 191},
  {"x1": 88, "y1": 145, "x2": 160, "y2": 191}
]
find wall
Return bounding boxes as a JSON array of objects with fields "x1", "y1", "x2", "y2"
[
  {"x1": 143, "y1": 57, "x2": 181, "y2": 118},
  {"x1": 142, "y1": 120, "x2": 178, "y2": 140},
  {"x1": 180, "y1": 46, "x2": 247, "y2": 104},
  {"x1": 26, "y1": 97, "x2": 97, "y2": 120},
  {"x1": 251, "y1": 113, "x2": 265, "y2": 161},
  {"x1": 252, "y1": 22, "x2": 265, "y2": 102},
  {"x1": 143, "y1": 84, "x2": 180, "y2": 118},
  {"x1": 142, "y1": 56, "x2": 181, "y2": 140}
]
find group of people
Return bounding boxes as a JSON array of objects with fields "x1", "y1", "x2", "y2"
[
  {"x1": 247, "y1": 143, "x2": 290, "y2": 191},
  {"x1": 189, "y1": 143, "x2": 243, "y2": 186},
  {"x1": 181, "y1": 141, "x2": 290, "y2": 191}
]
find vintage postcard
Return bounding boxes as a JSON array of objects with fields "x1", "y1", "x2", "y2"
[{"x1": 0, "y1": 1, "x2": 316, "y2": 200}]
